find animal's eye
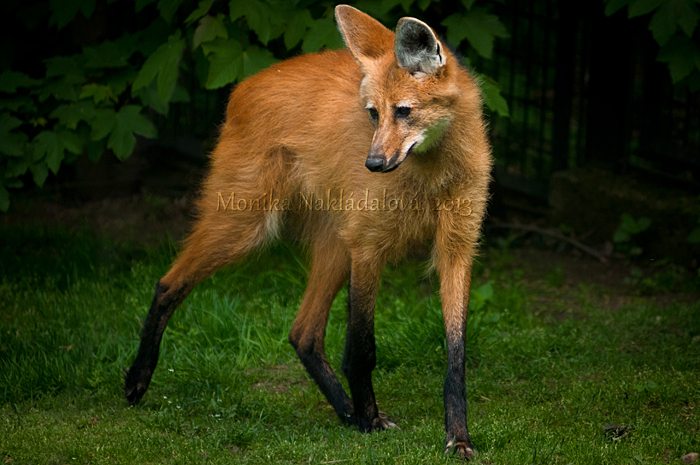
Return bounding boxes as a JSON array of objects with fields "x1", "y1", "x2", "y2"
[
  {"x1": 395, "y1": 106, "x2": 411, "y2": 118},
  {"x1": 368, "y1": 108, "x2": 379, "y2": 120}
]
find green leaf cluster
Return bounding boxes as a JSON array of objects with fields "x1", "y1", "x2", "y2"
[
  {"x1": 442, "y1": 6, "x2": 509, "y2": 60},
  {"x1": 604, "y1": 0, "x2": 700, "y2": 87},
  {"x1": 1, "y1": 0, "x2": 510, "y2": 212},
  {"x1": 613, "y1": 213, "x2": 652, "y2": 256},
  {"x1": 475, "y1": 71, "x2": 510, "y2": 117}
]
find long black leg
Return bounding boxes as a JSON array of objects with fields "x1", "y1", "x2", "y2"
[
  {"x1": 123, "y1": 280, "x2": 189, "y2": 405},
  {"x1": 341, "y1": 257, "x2": 395, "y2": 432},
  {"x1": 440, "y1": 261, "x2": 476, "y2": 459}
]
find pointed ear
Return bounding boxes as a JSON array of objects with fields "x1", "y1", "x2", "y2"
[
  {"x1": 394, "y1": 17, "x2": 446, "y2": 77},
  {"x1": 335, "y1": 5, "x2": 395, "y2": 71}
]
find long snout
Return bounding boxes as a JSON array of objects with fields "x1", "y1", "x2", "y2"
[{"x1": 365, "y1": 134, "x2": 416, "y2": 173}]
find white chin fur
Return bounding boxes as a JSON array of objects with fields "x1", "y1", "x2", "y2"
[{"x1": 400, "y1": 134, "x2": 425, "y2": 161}]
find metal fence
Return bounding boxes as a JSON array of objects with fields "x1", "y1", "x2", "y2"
[{"x1": 475, "y1": 0, "x2": 700, "y2": 199}]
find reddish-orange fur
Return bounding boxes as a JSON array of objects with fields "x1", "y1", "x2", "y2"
[
  {"x1": 164, "y1": 46, "x2": 490, "y2": 291},
  {"x1": 125, "y1": 5, "x2": 492, "y2": 459}
]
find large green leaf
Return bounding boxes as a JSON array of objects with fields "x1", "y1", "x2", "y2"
[
  {"x1": 135, "y1": 0, "x2": 157, "y2": 12},
  {"x1": 133, "y1": 18, "x2": 172, "y2": 57},
  {"x1": 649, "y1": 0, "x2": 700, "y2": 45},
  {"x1": 657, "y1": 36, "x2": 700, "y2": 82},
  {"x1": 89, "y1": 108, "x2": 117, "y2": 141},
  {"x1": 57, "y1": 129, "x2": 83, "y2": 157},
  {"x1": 132, "y1": 31, "x2": 186, "y2": 104},
  {"x1": 30, "y1": 161, "x2": 49, "y2": 187},
  {"x1": 202, "y1": 38, "x2": 243, "y2": 89},
  {"x1": 5, "y1": 154, "x2": 31, "y2": 178},
  {"x1": 230, "y1": 0, "x2": 287, "y2": 45},
  {"x1": 374, "y1": 0, "x2": 413, "y2": 14},
  {"x1": 83, "y1": 36, "x2": 138, "y2": 68},
  {"x1": 240, "y1": 46, "x2": 278, "y2": 78},
  {"x1": 202, "y1": 38, "x2": 278, "y2": 88},
  {"x1": 284, "y1": 9, "x2": 314, "y2": 50},
  {"x1": 157, "y1": 0, "x2": 186, "y2": 23},
  {"x1": 35, "y1": 75, "x2": 84, "y2": 103},
  {"x1": 627, "y1": 0, "x2": 664, "y2": 17},
  {"x1": 230, "y1": 0, "x2": 273, "y2": 45},
  {"x1": 477, "y1": 73, "x2": 510, "y2": 117},
  {"x1": 186, "y1": 0, "x2": 216, "y2": 24},
  {"x1": 441, "y1": 9, "x2": 509, "y2": 59},
  {"x1": 0, "y1": 71, "x2": 42, "y2": 94},
  {"x1": 49, "y1": 101, "x2": 97, "y2": 130},
  {"x1": 104, "y1": 67, "x2": 139, "y2": 97},
  {"x1": 650, "y1": 2, "x2": 678, "y2": 44},
  {"x1": 134, "y1": 79, "x2": 188, "y2": 116},
  {"x1": 193, "y1": 14, "x2": 228, "y2": 50},
  {"x1": 44, "y1": 55, "x2": 85, "y2": 79},
  {"x1": 0, "y1": 98, "x2": 37, "y2": 113},
  {"x1": 107, "y1": 105, "x2": 157, "y2": 160},
  {"x1": 604, "y1": 0, "x2": 634, "y2": 16},
  {"x1": 134, "y1": 79, "x2": 170, "y2": 115},
  {"x1": 79, "y1": 84, "x2": 116, "y2": 104},
  {"x1": 0, "y1": 113, "x2": 27, "y2": 157},
  {"x1": 49, "y1": 0, "x2": 95, "y2": 29},
  {"x1": 32, "y1": 129, "x2": 84, "y2": 174},
  {"x1": 302, "y1": 17, "x2": 344, "y2": 53}
]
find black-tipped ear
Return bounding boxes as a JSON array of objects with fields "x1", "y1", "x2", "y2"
[
  {"x1": 394, "y1": 17, "x2": 445, "y2": 76},
  {"x1": 335, "y1": 5, "x2": 395, "y2": 70}
]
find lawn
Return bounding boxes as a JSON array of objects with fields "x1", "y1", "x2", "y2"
[{"x1": 0, "y1": 221, "x2": 698, "y2": 464}]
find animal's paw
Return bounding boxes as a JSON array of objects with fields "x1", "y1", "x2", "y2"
[
  {"x1": 338, "y1": 401, "x2": 357, "y2": 426},
  {"x1": 122, "y1": 366, "x2": 150, "y2": 406},
  {"x1": 445, "y1": 439, "x2": 477, "y2": 460},
  {"x1": 375, "y1": 411, "x2": 399, "y2": 430},
  {"x1": 359, "y1": 411, "x2": 399, "y2": 432}
]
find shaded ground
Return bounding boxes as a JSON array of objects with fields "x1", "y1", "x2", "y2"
[
  {"x1": 4, "y1": 190, "x2": 699, "y2": 308},
  {"x1": 2, "y1": 192, "x2": 196, "y2": 247}
]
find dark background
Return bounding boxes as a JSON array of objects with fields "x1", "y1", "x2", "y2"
[{"x1": 2, "y1": 0, "x2": 699, "y2": 266}]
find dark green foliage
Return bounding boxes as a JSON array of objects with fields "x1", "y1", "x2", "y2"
[
  {"x1": 614, "y1": 213, "x2": 652, "y2": 256},
  {"x1": 604, "y1": 0, "x2": 700, "y2": 86},
  {"x1": 0, "y1": 0, "x2": 510, "y2": 212}
]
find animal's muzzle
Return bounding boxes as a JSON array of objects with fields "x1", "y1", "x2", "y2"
[
  {"x1": 365, "y1": 156, "x2": 387, "y2": 172},
  {"x1": 365, "y1": 149, "x2": 405, "y2": 173}
]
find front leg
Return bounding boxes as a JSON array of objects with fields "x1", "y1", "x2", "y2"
[
  {"x1": 438, "y1": 255, "x2": 477, "y2": 459},
  {"x1": 341, "y1": 252, "x2": 396, "y2": 432}
]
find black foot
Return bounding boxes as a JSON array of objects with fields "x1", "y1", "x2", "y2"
[
  {"x1": 357, "y1": 411, "x2": 398, "y2": 432},
  {"x1": 339, "y1": 404, "x2": 357, "y2": 426},
  {"x1": 445, "y1": 439, "x2": 477, "y2": 460},
  {"x1": 122, "y1": 365, "x2": 152, "y2": 406}
]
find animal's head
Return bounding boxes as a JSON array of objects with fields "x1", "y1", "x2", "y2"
[{"x1": 335, "y1": 5, "x2": 461, "y2": 173}]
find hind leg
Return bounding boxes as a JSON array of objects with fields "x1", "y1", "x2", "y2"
[
  {"x1": 288, "y1": 232, "x2": 354, "y2": 424},
  {"x1": 124, "y1": 202, "x2": 272, "y2": 405}
]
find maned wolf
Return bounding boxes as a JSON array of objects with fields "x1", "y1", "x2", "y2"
[{"x1": 124, "y1": 4, "x2": 492, "y2": 458}]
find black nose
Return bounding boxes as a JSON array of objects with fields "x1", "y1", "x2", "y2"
[{"x1": 365, "y1": 156, "x2": 385, "y2": 172}]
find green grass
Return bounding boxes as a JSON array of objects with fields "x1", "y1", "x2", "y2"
[{"x1": 1, "y1": 225, "x2": 699, "y2": 464}]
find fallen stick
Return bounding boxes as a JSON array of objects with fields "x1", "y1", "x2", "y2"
[{"x1": 488, "y1": 222, "x2": 608, "y2": 263}]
